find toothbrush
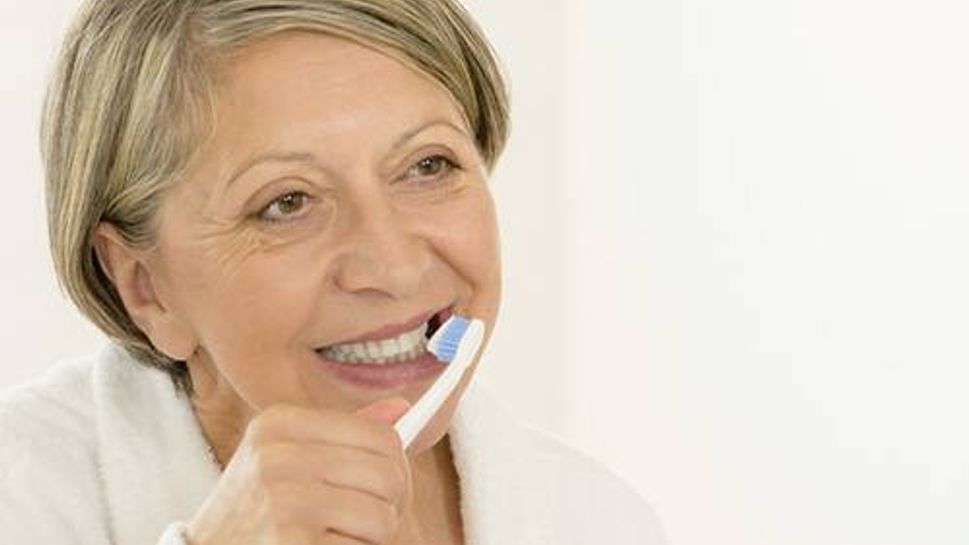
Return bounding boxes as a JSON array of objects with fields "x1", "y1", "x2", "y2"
[{"x1": 394, "y1": 315, "x2": 485, "y2": 449}]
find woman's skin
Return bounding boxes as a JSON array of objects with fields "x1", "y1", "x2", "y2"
[{"x1": 94, "y1": 31, "x2": 502, "y2": 544}]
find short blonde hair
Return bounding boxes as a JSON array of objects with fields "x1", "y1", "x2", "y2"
[{"x1": 42, "y1": 0, "x2": 510, "y2": 395}]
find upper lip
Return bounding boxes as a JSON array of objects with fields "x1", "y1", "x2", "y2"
[{"x1": 323, "y1": 304, "x2": 453, "y2": 347}]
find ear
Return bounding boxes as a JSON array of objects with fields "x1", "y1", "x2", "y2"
[{"x1": 93, "y1": 222, "x2": 198, "y2": 361}]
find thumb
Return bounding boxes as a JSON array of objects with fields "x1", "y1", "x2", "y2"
[{"x1": 356, "y1": 397, "x2": 412, "y2": 424}]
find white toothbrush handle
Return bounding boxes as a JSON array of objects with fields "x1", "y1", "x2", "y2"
[{"x1": 394, "y1": 320, "x2": 485, "y2": 448}]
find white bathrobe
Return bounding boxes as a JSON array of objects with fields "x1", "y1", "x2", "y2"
[{"x1": 0, "y1": 343, "x2": 665, "y2": 544}]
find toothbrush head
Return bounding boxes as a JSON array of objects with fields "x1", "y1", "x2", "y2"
[
  {"x1": 394, "y1": 315, "x2": 485, "y2": 448},
  {"x1": 427, "y1": 315, "x2": 471, "y2": 363}
]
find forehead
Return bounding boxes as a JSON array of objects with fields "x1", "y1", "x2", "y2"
[{"x1": 203, "y1": 31, "x2": 468, "y2": 166}]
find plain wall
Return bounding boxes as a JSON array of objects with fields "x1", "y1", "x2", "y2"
[
  {"x1": 3, "y1": 2, "x2": 969, "y2": 545},
  {"x1": 562, "y1": 1, "x2": 969, "y2": 545},
  {"x1": 0, "y1": 0, "x2": 107, "y2": 388}
]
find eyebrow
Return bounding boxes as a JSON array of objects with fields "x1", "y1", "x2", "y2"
[{"x1": 223, "y1": 119, "x2": 471, "y2": 189}]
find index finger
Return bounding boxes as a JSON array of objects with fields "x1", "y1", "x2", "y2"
[{"x1": 245, "y1": 404, "x2": 404, "y2": 458}]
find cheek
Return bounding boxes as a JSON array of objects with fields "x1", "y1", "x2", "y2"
[
  {"x1": 423, "y1": 186, "x2": 501, "y2": 287},
  {"x1": 398, "y1": 186, "x2": 503, "y2": 348},
  {"x1": 159, "y1": 232, "x2": 324, "y2": 364},
  {"x1": 213, "y1": 253, "x2": 323, "y2": 344},
  {"x1": 154, "y1": 181, "x2": 502, "y2": 411},
  {"x1": 173, "y1": 248, "x2": 327, "y2": 408}
]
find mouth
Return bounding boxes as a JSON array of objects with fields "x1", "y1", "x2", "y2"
[
  {"x1": 313, "y1": 304, "x2": 457, "y2": 390},
  {"x1": 315, "y1": 304, "x2": 455, "y2": 366}
]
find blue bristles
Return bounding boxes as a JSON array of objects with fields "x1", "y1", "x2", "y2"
[{"x1": 428, "y1": 316, "x2": 471, "y2": 363}]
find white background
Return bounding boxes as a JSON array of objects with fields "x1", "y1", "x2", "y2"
[{"x1": 3, "y1": 1, "x2": 969, "y2": 544}]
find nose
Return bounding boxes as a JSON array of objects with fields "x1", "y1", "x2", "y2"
[{"x1": 331, "y1": 193, "x2": 431, "y2": 300}]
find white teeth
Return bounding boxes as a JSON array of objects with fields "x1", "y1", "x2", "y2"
[
  {"x1": 320, "y1": 320, "x2": 430, "y2": 365},
  {"x1": 365, "y1": 342, "x2": 380, "y2": 358}
]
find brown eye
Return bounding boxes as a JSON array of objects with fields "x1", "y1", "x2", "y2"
[
  {"x1": 260, "y1": 191, "x2": 310, "y2": 222},
  {"x1": 404, "y1": 155, "x2": 458, "y2": 184}
]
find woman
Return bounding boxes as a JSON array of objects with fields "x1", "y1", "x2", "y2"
[{"x1": 0, "y1": 0, "x2": 664, "y2": 543}]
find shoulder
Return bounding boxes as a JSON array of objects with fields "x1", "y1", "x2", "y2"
[
  {"x1": 0, "y1": 348, "x2": 112, "y2": 542},
  {"x1": 0, "y1": 341, "x2": 181, "y2": 470},
  {"x1": 0, "y1": 350, "x2": 100, "y2": 453}
]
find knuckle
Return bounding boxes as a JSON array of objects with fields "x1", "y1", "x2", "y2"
[
  {"x1": 250, "y1": 443, "x2": 285, "y2": 483},
  {"x1": 387, "y1": 425, "x2": 404, "y2": 452},
  {"x1": 270, "y1": 522, "x2": 312, "y2": 545},
  {"x1": 264, "y1": 404, "x2": 294, "y2": 425},
  {"x1": 326, "y1": 493, "x2": 397, "y2": 543},
  {"x1": 372, "y1": 501, "x2": 400, "y2": 542},
  {"x1": 246, "y1": 414, "x2": 274, "y2": 444},
  {"x1": 263, "y1": 480, "x2": 288, "y2": 502},
  {"x1": 379, "y1": 459, "x2": 407, "y2": 501},
  {"x1": 263, "y1": 482, "x2": 299, "y2": 522},
  {"x1": 247, "y1": 404, "x2": 300, "y2": 443},
  {"x1": 373, "y1": 425, "x2": 402, "y2": 455},
  {"x1": 320, "y1": 530, "x2": 359, "y2": 545}
]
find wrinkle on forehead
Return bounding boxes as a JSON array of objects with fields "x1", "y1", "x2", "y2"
[{"x1": 205, "y1": 32, "x2": 470, "y2": 171}]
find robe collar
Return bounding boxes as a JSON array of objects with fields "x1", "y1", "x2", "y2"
[{"x1": 91, "y1": 343, "x2": 545, "y2": 545}]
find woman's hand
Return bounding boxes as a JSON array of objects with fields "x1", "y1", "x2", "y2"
[{"x1": 185, "y1": 398, "x2": 413, "y2": 545}]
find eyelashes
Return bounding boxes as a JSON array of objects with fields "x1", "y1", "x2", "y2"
[
  {"x1": 401, "y1": 154, "x2": 460, "y2": 185},
  {"x1": 255, "y1": 153, "x2": 463, "y2": 225},
  {"x1": 259, "y1": 191, "x2": 313, "y2": 223}
]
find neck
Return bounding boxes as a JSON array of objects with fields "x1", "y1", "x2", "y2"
[{"x1": 401, "y1": 435, "x2": 464, "y2": 543}]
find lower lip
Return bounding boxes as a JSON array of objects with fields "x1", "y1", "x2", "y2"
[{"x1": 314, "y1": 349, "x2": 447, "y2": 389}]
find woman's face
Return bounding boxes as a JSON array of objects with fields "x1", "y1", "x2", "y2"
[{"x1": 145, "y1": 31, "x2": 501, "y2": 451}]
